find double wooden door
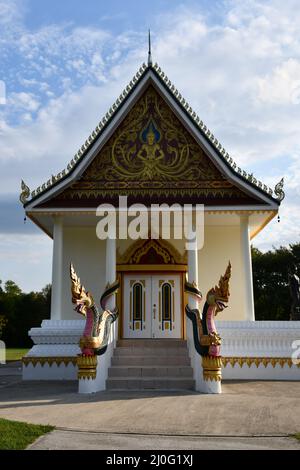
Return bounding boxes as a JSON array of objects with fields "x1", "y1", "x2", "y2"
[{"x1": 123, "y1": 274, "x2": 181, "y2": 339}]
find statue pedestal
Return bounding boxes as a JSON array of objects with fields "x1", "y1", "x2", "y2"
[
  {"x1": 203, "y1": 380, "x2": 222, "y2": 394},
  {"x1": 78, "y1": 356, "x2": 107, "y2": 393},
  {"x1": 201, "y1": 356, "x2": 222, "y2": 394}
]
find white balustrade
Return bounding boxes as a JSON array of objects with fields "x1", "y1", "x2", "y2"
[
  {"x1": 23, "y1": 319, "x2": 300, "y2": 382},
  {"x1": 217, "y1": 321, "x2": 300, "y2": 358}
]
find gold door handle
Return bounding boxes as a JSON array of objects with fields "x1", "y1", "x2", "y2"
[{"x1": 153, "y1": 304, "x2": 156, "y2": 319}]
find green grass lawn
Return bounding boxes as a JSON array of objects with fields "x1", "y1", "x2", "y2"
[
  {"x1": 5, "y1": 349, "x2": 29, "y2": 361},
  {"x1": 294, "y1": 433, "x2": 300, "y2": 441},
  {"x1": 0, "y1": 418, "x2": 54, "y2": 450}
]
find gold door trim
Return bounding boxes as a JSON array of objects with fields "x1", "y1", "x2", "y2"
[{"x1": 117, "y1": 264, "x2": 187, "y2": 272}]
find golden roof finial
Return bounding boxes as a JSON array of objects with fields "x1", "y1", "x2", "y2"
[{"x1": 19, "y1": 180, "x2": 30, "y2": 205}]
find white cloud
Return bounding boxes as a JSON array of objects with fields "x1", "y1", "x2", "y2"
[
  {"x1": 0, "y1": 76, "x2": 134, "y2": 194},
  {"x1": 18, "y1": 24, "x2": 110, "y2": 65},
  {"x1": 256, "y1": 59, "x2": 300, "y2": 105},
  {"x1": 0, "y1": 233, "x2": 52, "y2": 292},
  {"x1": 0, "y1": 80, "x2": 5, "y2": 104},
  {"x1": 9, "y1": 91, "x2": 40, "y2": 112},
  {"x1": 254, "y1": 201, "x2": 300, "y2": 251},
  {"x1": 0, "y1": 0, "x2": 23, "y2": 30}
]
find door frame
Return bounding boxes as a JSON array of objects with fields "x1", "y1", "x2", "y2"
[{"x1": 116, "y1": 265, "x2": 187, "y2": 340}]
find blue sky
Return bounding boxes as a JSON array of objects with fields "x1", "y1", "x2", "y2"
[{"x1": 1, "y1": 0, "x2": 300, "y2": 292}]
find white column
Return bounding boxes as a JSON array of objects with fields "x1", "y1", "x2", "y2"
[
  {"x1": 188, "y1": 246, "x2": 198, "y2": 310},
  {"x1": 187, "y1": 242, "x2": 198, "y2": 378},
  {"x1": 106, "y1": 237, "x2": 117, "y2": 351},
  {"x1": 50, "y1": 216, "x2": 63, "y2": 320},
  {"x1": 106, "y1": 238, "x2": 116, "y2": 311},
  {"x1": 186, "y1": 225, "x2": 216, "y2": 393},
  {"x1": 240, "y1": 215, "x2": 255, "y2": 321}
]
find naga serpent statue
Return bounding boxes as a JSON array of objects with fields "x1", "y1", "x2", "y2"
[
  {"x1": 70, "y1": 263, "x2": 119, "y2": 357},
  {"x1": 185, "y1": 262, "x2": 231, "y2": 381}
]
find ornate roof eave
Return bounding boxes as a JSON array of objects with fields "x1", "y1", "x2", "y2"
[{"x1": 20, "y1": 62, "x2": 285, "y2": 208}]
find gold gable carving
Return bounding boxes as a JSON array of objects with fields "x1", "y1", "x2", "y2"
[
  {"x1": 117, "y1": 238, "x2": 187, "y2": 265},
  {"x1": 57, "y1": 86, "x2": 249, "y2": 201}
]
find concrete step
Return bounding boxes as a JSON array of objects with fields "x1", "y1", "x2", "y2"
[
  {"x1": 117, "y1": 339, "x2": 187, "y2": 348},
  {"x1": 108, "y1": 338, "x2": 193, "y2": 391},
  {"x1": 114, "y1": 347, "x2": 187, "y2": 356},
  {"x1": 106, "y1": 377, "x2": 195, "y2": 391},
  {"x1": 111, "y1": 355, "x2": 191, "y2": 366},
  {"x1": 108, "y1": 365, "x2": 194, "y2": 378}
]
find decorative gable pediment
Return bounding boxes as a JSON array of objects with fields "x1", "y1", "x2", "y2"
[
  {"x1": 40, "y1": 86, "x2": 262, "y2": 207},
  {"x1": 117, "y1": 238, "x2": 187, "y2": 265}
]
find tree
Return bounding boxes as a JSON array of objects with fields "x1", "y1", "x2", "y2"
[
  {"x1": 0, "y1": 315, "x2": 7, "y2": 339},
  {"x1": 251, "y1": 242, "x2": 300, "y2": 320},
  {"x1": 41, "y1": 284, "x2": 51, "y2": 302},
  {"x1": 4, "y1": 280, "x2": 22, "y2": 296},
  {"x1": 0, "y1": 283, "x2": 51, "y2": 347}
]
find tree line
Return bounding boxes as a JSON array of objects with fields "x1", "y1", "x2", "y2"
[
  {"x1": 0, "y1": 242, "x2": 299, "y2": 347},
  {"x1": 0, "y1": 281, "x2": 51, "y2": 347},
  {"x1": 252, "y1": 242, "x2": 299, "y2": 321}
]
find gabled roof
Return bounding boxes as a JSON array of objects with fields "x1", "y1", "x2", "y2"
[{"x1": 20, "y1": 61, "x2": 285, "y2": 210}]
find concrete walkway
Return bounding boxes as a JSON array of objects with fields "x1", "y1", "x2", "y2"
[
  {"x1": 0, "y1": 362, "x2": 300, "y2": 449},
  {"x1": 29, "y1": 430, "x2": 300, "y2": 450}
]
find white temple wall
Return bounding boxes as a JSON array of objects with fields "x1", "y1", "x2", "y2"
[
  {"x1": 60, "y1": 226, "x2": 106, "y2": 320},
  {"x1": 56, "y1": 222, "x2": 250, "y2": 321},
  {"x1": 198, "y1": 225, "x2": 247, "y2": 321}
]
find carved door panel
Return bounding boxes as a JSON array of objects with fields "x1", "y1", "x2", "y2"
[
  {"x1": 151, "y1": 275, "x2": 181, "y2": 339},
  {"x1": 123, "y1": 275, "x2": 152, "y2": 339}
]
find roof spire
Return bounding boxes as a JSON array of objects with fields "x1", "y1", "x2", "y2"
[{"x1": 148, "y1": 29, "x2": 152, "y2": 66}]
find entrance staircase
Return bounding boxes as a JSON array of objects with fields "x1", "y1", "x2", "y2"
[{"x1": 106, "y1": 339, "x2": 195, "y2": 391}]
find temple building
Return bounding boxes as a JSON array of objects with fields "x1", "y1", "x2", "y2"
[{"x1": 20, "y1": 54, "x2": 299, "y2": 393}]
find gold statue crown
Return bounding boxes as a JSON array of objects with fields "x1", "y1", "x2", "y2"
[
  {"x1": 209, "y1": 261, "x2": 231, "y2": 301},
  {"x1": 70, "y1": 263, "x2": 94, "y2": 311},
  {"x1": 70, "y1": 263, "x2": 85, "y2": 301},
  {"x1": 147, "y1": 127, "x2": 155, "y2": 139}
]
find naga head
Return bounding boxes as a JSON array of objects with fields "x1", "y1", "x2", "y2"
[
  {"x1": 206, "y1": 261, "x2": 231, "y2": 314},
  {"x1": 70, "y1": 263, "x2": 94, "y2": 316}
]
